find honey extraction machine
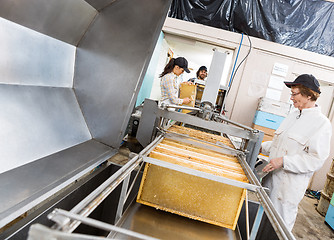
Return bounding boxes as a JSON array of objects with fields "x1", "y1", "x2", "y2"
[
  {"x1": 0, "y1": 1, "x2": 295, "y2": 240},
  {"x1": 25, "y1": 100, "x2": 295, "y2": 240}
]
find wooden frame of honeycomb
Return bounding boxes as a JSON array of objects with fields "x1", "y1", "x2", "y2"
[{"x1": 137, "y1": 126, "x2": 248, "y2": 230}]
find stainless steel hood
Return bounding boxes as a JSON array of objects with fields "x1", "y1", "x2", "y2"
[{"x1": 0, "y1": 0, "x2": 172, "y2": 232}]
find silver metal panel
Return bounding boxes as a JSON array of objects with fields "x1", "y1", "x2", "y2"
[
  {"x1": 85, "y1": 0, "x2": 117, "y2": 11},
  {"x1": 158, "y1": 109, "x2": 252, "y2": 139},
  {"x1": 0, "y1": 84, "x2": 91, "y2": 174},
  {"x1": 74, "y1": 0, "x2": 172, "y2": 148},
  {"x1": 0, "y1": 139, "x2": 116, "y2": 229},
  {"x1": 0, "y1": 0, "x2": 97, "y2": 46},
  {"x1": 136, "y1": 99, "x2": 159, "y2": 147},
  {"x1": 202, "y1": 50, "x2": 227, "y2": 104},
  {"x1": 114, "y1": 203, "x2": 241, "y2": 240},
  {"x1": 0, "y1": 17, "x2": 75, "y2": 88},
  {"x1": 246, "y1": 131, "x2": 264, "y2": 169}
]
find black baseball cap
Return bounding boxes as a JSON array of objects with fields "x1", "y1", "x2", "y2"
[
  {"x1": 174, "y1": 57, "x2": 190, "y2": 73},
  {"x1": 284, "y1": 74, "x2": 321, "y2": 94},
  {"x1": 198, "y1": 66, "x2": 207, "y2": 71}
]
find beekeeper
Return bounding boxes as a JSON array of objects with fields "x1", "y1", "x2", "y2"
[
  {"x1": 159, "y1": 57, "x2": 192, "y2": 106},
  {"x1": 261, "y1": 74, "x2": 332, "y2": 231}
]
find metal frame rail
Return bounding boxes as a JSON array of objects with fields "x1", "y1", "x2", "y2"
[
  {"x1": 27, "y1": 132, "x2": 295, "y2": 240},
  {"x1": 142, "y1": 130, "x2": 295, "y2": 240},
  {"x1": 137, "y1": 99, "x2": 264, "y2": 169}
]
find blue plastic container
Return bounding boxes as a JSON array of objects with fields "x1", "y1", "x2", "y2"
[
  {"x1": 253, "y1": 111, "x2": 285, "y2": 130},
  {"x1": 325, "y1": 203, "x2": 334, "y2": 230}
]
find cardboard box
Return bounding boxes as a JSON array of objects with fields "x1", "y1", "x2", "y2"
[
  {"x1": 179, "y1": 83, "x2": 196, "y2": 113},
  {"x1": 253, "y1": 124, "x2": 275, "y2": 142}
]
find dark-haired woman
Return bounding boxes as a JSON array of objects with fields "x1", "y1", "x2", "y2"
[
  {"x1": 160, "y1": 57, "x2": 192, "y2": 106},
  {"x1": 261, "y1": 74, "x2": 332, "y2": 231}
]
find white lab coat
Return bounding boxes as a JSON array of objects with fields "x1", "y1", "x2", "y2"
[{"x1": 261, "y1": 106, "x2": 332, "y2": 231}]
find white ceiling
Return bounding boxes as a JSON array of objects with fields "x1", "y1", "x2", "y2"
[
  {"x1": 164, "y1": 33, "x2": 233, "y2": 85},
  {"x1": 164, "y1": 33, "x2": 232, "y2": 71}
]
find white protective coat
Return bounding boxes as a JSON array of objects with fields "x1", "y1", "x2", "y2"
[{"x1": 261, "y1": 106, "x2": 332, "y2": 231}]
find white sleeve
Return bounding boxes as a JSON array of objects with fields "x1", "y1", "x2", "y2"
[
  {"x1": 284, "y1": 122, "x2": 332, "y2": 173},
  {"x1": 261, "y1": 141, "x2": 272, "y2": 156}
]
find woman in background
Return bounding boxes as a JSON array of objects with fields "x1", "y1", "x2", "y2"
[{"x1": 160, "y1": 57, "x2": 191, "y2": 106}]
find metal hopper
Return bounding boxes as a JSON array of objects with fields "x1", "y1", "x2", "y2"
[{"x1": 0, "y1": 0, "x2": 171, "y2": 235}]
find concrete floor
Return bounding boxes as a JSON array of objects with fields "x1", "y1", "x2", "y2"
[{"x1": 293, "y1": 196, "x2": 334, "y2": 240}]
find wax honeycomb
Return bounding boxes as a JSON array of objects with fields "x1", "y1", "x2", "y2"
[
  {"x1": 168, "y1": 125, "x2": 235, "y2": 148},
  {"x1": 137, "y1": 126, "x2": 248, "y2": 230}
]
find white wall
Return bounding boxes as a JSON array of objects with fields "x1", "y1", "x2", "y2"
[
  {"x1": 163, "y1": 17, "x2": 334, "y2": 191},
  {"x1": 149, "y1": 33, "x2": 234, "y2": 101},
  {"x1": 149, "y1": 38, "x2": 169, "y2": 101}
]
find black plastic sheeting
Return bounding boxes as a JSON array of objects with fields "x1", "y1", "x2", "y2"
[{"x1": 169, "y1": 0, "x2": 334, "y2": 57}]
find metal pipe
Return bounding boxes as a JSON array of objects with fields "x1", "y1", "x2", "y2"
[
  {"x1": 255, "y1": 188, "x2": 296, "y2": 240},
  {"x1": 236, "y1": 152, "x2": 294, "y2": 239},
  {"x1": 237, "y1": 154, "x2": 263, "y2": 188},
  {"x1": 215, "y1": 115, "x2": 255, "y2": 132},
  {"x1": 123, "y1": 161, "x2": 145, "y2": 207},
  {"x1": 143, "y1": 156, "x2": 261, "y2": 192},
  {"x1": 157, "y1": 109, "x2": 251, "y2": 139},
  {"x1": 165, "y1": 131, "x2": 244, "y2": 156},
  {"x1": 161, "y1": 104, "x2": 201, "y2": 112},
  {"x1": 245, "y1": 190, "x2": 249, "y2": 240},
  {"x1": 49, "y1": 208, "x2": 159, "y2": 240},
  {"x1": 249, "y1": 205, "x2": 264, "y2": 240},
  {"x1": 115, "y1": 175, "x2": 130, "y2": 223},
  {"x1": 52, "y1": 135, "x2": 164, "y2": 233}
]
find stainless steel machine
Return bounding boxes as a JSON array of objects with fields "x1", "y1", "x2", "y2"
[
  {"x1": 25, "y1": 100, "x2": 295, "y2": 240},
  {"x1": 0, "y1": 1, "x2": 295, "y2": 240}
]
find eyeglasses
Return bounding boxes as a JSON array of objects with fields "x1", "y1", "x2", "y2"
[{"x1": 290, "y1": 92, "x2": 301, "y2": 97}]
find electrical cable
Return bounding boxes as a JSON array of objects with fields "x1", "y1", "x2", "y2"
[
  {"x1": 228, "y1": 33, "x2": 243, "y2": 89},
  {"x1": 227, "y1": 33, "x2": 252, "y2": 94},
  {"x1": 221, "y1": 33, "x2": 252, "y2": 115}
]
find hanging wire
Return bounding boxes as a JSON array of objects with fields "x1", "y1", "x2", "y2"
[
  {"x1": 227, "y1": 33, "x2": 252, "y2": 94},
  {"x1": 228, "y1": 33, "x2": 243, "y2": 89}
]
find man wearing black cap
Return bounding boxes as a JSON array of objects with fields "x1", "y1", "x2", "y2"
[
  {"x1": 188, "y1": 66, "x2": 207, "y2": 84},
  {"x1": 260, "y1": 74, "x2": 332, "y2": 231}
]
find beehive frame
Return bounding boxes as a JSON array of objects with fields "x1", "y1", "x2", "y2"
[{"x1": 137, "y1": 130, "x2": 248, "y2": 230}]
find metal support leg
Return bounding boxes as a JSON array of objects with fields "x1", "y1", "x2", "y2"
[
  {"x1": 245, "y1": 190, "x2": 249, "y2": 240},
  {"x1": 246, "y1": 131, "x2": 264, "y2": 170},
  {"x1": 249, "y1": 205, "x2": 264, "y2": 240},
  {"x1": 115, "y1": 175, "x2": 130, "y2": 223}
]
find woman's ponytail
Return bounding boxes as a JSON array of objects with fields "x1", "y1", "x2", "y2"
[{"x1": 159, "y1": 58, "x2": 175, "y2": 77}]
